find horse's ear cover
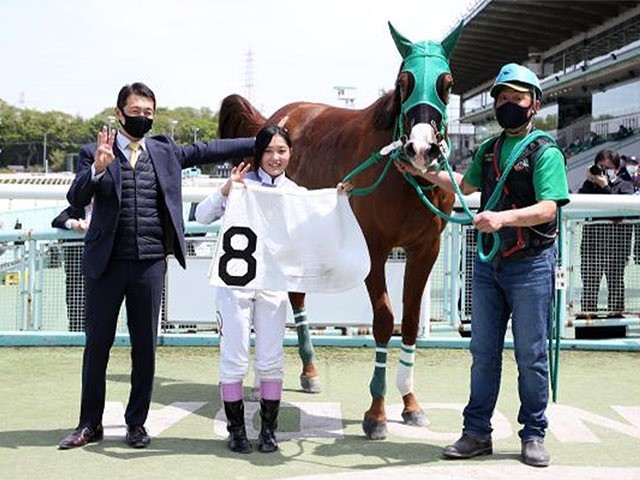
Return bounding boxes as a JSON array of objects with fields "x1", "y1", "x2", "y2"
[
  {"x1": 388, "y1": 22, "x2": 413, "y2": 58},
  {"x1": 441, "y1": 21, "x2": 464, "y2": 58}
]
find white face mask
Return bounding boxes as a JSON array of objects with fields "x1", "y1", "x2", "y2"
[
  {"x1": 606, "y1": 169, "x2": 617, "y2": 182},
  {"x1": 628, "y1": 165, "x2": 638, "y2": 175}
]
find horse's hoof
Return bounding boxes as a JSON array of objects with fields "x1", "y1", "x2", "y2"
[
  {"x1": 300, "y1": 374, "x2": 321, "y2": 394},
  {"x1": 247, "y1": 387, "x2": 260, "y2": 402},
  {"x1": 401, "y1": 409, "x2": 430, "y2": 427},
  {"x1": 362, "y1": 417, "x2": 388, "y2": 440}
]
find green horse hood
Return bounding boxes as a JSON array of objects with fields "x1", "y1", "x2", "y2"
[{"x1": 388, "y1": 21, "x2": 462, "y2": 132}]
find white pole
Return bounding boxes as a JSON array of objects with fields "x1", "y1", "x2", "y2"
[{"x1": 43, "y1": 132, "x2": 48, "y2": 174}]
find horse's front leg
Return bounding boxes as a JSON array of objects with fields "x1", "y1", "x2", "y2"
[
  {"x1": 289, "y1": 292, "x2": 321, "y2": 393},
  {"x1": 362, "y1": 252, "x2": 394, "y2": 440},
  {"x1": 397, "y1": 240, "x2": 441, "y2": 426}
]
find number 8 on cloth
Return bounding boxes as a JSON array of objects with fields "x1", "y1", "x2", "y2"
[
  {"x1": 208, "y1": 183, "x2": 370, "y2": 294},
  {"x1": 217, "y1": 226, "x2": 258, "y2": 286}
]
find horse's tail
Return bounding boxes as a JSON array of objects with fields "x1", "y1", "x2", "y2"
[{"x1": 219, "y1": 94, "x2": 266, "y2": 139}]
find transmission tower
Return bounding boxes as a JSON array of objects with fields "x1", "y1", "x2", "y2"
[{"x1": 243, "y1": 49, "x2": 255, "y2": 102}]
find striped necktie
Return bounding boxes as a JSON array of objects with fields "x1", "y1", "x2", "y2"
[{"x1": 129, "y1": 141, "x2": 141, "y2": 168}]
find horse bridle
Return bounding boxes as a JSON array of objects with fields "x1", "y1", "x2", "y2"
[
  {"x1": 341, "y1": 47, "x2": 453, "y2": 192},
  {"x1": 392, "y1": 52, "x2": 453, "y2": 173}
]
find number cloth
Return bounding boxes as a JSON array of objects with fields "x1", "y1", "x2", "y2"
[{"x1": 209, "y1": 183, "x2": 370, "y2": 293}]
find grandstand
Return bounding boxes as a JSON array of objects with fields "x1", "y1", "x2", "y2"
[
  {"x1": 448, "y1": 0, "x2": 640, "y2": 181},
  {"x1": 443, "y1": 0, "x2": 640, "y2": 338}
]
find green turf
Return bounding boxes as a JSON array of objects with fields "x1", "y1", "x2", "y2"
[{"x1": 0, "y1": 346, "x2": 638, "y2": 479}]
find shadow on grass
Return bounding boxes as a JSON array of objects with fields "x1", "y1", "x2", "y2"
[{"x1": 0, "y1": 428, "x2": 461, "y2": 469}]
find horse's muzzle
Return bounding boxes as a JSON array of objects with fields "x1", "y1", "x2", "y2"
[{"x1": 404, "y1": 141, "x2": 441, "y2": 161}]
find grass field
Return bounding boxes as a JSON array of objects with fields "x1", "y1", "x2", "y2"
[{"x1": 1, "y1": 346, "x2": 639, "y2": 480}]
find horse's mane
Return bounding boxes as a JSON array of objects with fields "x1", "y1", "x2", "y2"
[
  {"x1": 372, "y1": 62, "x2": 405, "y2": 131},
  {"x1": 218, "y1": 94, "x2": 266, "y2": 139},
  {"x1": 220, "y1": 87, "x2": 399, "y2": 140},
  {"x1": 373, "y1": 89, "x2": 400, "y2": 131}
]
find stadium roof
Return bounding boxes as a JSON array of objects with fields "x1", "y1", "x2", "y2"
[{"x1": 449, "y1": 0, "x2": 640, "y2": 97}]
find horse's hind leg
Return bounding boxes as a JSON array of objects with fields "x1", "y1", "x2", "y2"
[
  {"x1": 289, "y1": 292, "x2": 321, "y2": 393},
  {"x1": 396, "y1": 240, "x2": 441, "y2": 426},
  {"x1": 362, "y1": 253, "x2": 394, "y2": 440}
]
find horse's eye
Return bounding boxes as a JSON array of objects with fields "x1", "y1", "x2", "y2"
[
  {"x1": 397, "y1": 72, "x2": 415, "y2": 104},
  {"x1": 436, "y1": 73, "x2": 453, "y2": 105}
]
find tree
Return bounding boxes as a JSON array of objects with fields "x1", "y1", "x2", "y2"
[
  {"x1": 534, "y1": 114, "x2": 558, "y2": 131},
  {"x1": 0, "y1": 99, "x2": 221, "y2": 172}
]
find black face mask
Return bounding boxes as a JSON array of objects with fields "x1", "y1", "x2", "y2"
[
  {"x1": 495, "y1": 102, "x2": 533, "y2": 130},
  {"x1": 120, "y1": 114, "x2": 153, "y2": 138}
]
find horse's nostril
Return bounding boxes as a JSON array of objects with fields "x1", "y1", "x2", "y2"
[
  {"x1": 428, "y1": 144, "x2": 441, "y2": 159},
  {"x1": 404, "y1": 142, "x2": 416, "y2": 157}
]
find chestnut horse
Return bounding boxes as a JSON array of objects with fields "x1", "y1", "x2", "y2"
[{"x1": 219, "y1": 23, "x2": 461, "y2": 440}]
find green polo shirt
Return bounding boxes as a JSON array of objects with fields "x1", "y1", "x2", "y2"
[{"x1": 463, "y1": 134, "x2": 570, "y2": 206}]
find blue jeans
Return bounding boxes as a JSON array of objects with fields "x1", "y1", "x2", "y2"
[{"x1": 463, "y1": 247, "x2": 555, "y2": 442}]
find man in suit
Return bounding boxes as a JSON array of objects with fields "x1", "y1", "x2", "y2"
[
  {"x1": 51, "y1": 205, "x2": 91, "y2": 332},
  {"x1": 58, "y1": 82, "x2": 254, "y2": 450}
]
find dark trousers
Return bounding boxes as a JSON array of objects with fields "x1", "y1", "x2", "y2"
[
  {"x1": 581, "y1": 255, "x2": 626, "y2": 312},
  {"x1": 580, "y1": 223, "x2": 631, "y2": 313},
  {"x1": 62, "y1": 244, "x2": 85, "y2": 332},
  {"x1": 79, "y1": 258, "x2": 166, "y2": 428}
]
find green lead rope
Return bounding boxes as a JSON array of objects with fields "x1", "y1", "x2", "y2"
[
  {"x1": 403, "y1": 169, "x2": 499, "y2": 262},
  {"x1": 342, "y1": 149, "x2": 405, "y2": 197},
  {"x1": 404, "y1": 130, "x2": 556, "y2": 262},
  {"x1": 548, "y1": 207, "x2": 563, "y2": 402},
  {"x1": 341, "y1": 130, "x2": 556, "y2": 262},
  {"x1": 342, "y1": 117, "x2": 408, "y2": 197}
]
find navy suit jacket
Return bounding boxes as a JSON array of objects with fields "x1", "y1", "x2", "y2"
[
  {"x1": 51, "y1": 205, "x2": 86, "y2": 229},
  {"x1": 67, "y1": 134, "x2": 253, "y2": 279}
]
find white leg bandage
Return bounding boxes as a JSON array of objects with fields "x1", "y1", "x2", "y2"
[{"x1": 395, "y1": 343, "x2": 416, "y2": 397}]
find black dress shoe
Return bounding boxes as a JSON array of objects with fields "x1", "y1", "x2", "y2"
[
  {"x1": 58, "y1": 425, "x2": 104, "y2": 450},
  {"x1": 521, "y1": 440, "x2": 550, "y2": 467},
  {"x1": 443, "y1": 433, "x2": 492, "y2": 459},
  {"x1": 126, "y1": 425, "x2": 150, "y2": 448}
]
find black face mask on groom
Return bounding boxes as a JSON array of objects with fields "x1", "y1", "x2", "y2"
[
  {"x1": 495, "y1": 102, "x2": 535, "y2": 130},
  {"x1": 120, "y1": 114, "x2": 153, "y2": 138}
]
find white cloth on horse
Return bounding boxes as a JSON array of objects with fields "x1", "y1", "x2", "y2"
[{"x1": 209, "y1": 183, "x2": 370, "y2": 293}]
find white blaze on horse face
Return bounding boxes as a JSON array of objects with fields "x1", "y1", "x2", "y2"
[{"x1": 406, "y1": 122, "x2": 440, "y2": 172}]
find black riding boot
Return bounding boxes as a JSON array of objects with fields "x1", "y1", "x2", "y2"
[
  {"x1": 223, "y1": 400, "x2": 252, "y2": 454},
  {"x1": 258, "y1": 399, "x2": 280, "y2": 453}
]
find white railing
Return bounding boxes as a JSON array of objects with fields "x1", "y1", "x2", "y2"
[{"x1": 0, "y1": 188, "x2": 638, "y2": 336}]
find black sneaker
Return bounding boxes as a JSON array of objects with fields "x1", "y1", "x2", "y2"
[
  {"x1": 126, "y1": 425, "x2": 150, "y2": 448},
  {"x1": 443, "y1": 433, "x2": 492, "y2": 459},
  {"x1": 521, "y1": 440, "x2": 550, "y2": 467}
]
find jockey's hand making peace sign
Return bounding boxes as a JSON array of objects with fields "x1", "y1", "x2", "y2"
[{"x1": 220, "y1": 161, "x2": 252, "y2": 197}]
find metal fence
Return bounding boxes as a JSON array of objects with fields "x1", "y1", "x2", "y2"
[
  {"x1": 0, "y1": 226, "x2": 221, "y2": 333},
  {"x1": 447, "y1": 195, "x2": 640, "y2": 337},
  {"x1": 0, "y1": 194, "x2": 639, "y2": 337}
]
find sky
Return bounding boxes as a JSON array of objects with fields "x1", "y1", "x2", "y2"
[{"x1": 1, "y1": 0, "x2": 475, "y2": 119}]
